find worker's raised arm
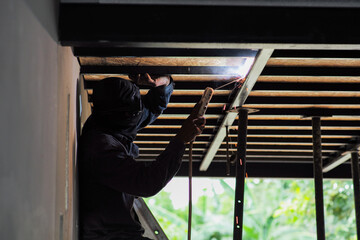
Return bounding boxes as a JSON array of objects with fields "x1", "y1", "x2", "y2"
[
  {"x1": 129, "y1": 73, "x2": 174, "y2": 129},
  {"x1": 82, "y1": 109, "x2": 205, "y2": 198}
]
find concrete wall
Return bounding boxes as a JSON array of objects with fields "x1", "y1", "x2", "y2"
[{"x1": 0, "y1": 0, "x2": 86, "y2": 239}]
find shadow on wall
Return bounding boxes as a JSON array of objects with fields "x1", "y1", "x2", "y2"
[{"x1": 23, "y1": 0, "x2": 59, "y2": 41}]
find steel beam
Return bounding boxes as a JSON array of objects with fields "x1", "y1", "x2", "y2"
[
  {"x1": 73, "y1": 47, "x2": 258, "y2": 57},
  {"x1": 176, "y1": 162, "x2": 353, "y2": 178},
  {"x1": 271, "y1": 50, "x2": 360, "y2": 58},
  {"x1": 351, "y1": 151, "x2": 360, "y2": 240},
  {"x1": 133, "y1": 198, "x2": 168, "y2": 240},
  {"x1": 200, "y1": 49, "x2": 273, "y2": 171},
  {"x1": 233, "y1": 108, "x2": 248, "y2": 240},
  {"x1": 323, "y1": 139, "x2": 360, "y2": 172},
  {"x1": 261, "y1": 66, "x2": 360, "y2": 76},
  {"x1": 59, "y1": 4, "x2": 360, "y2": 47},
  {"x1": 312, "y1": 117, "x2": 325, "y2": 240}
]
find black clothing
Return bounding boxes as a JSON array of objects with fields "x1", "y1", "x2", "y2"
[{"x1": 79, "y1": 78, "x2": 185, "y2": 239}]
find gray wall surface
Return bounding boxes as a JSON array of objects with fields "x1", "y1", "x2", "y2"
[{"x1": 0, "y1": 0, "x2": 82, "y2": 239}]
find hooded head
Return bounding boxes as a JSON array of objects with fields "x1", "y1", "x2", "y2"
[{"x1": 92, "y1": 77, "x2": 142, "y2": 140}]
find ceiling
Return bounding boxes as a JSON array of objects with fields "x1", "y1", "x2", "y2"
[{"x1": 61, "y1": 2, "x2": 360, "y2": 178}]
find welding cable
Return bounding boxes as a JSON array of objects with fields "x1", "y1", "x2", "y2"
[
  {"x1": 214, "y1": 77, "x2": 245, "y2": 90},
  {"x1": 188, "y1": 141, "x2": 193, "y2": 240}
]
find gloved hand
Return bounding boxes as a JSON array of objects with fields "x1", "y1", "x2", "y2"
[
  {"x1": 129, "y1": 73, "x2": 170, "y2": 87},
  {"x1": 175, "y1": 102, "x2": 206, "y2": 143}
]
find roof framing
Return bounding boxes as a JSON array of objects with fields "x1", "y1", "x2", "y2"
[{"x1": 64, "y1": 2, "x2": 360, "y2": 178}]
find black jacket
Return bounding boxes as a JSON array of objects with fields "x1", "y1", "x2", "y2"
[{"x1": 78, "y1": 82, "x2": 185, "y2": 239}]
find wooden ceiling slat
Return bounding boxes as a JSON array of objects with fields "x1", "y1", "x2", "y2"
[
  {"x1": 79, "y1": 56, "x2": 250, "y2": 67},
  {"x1": 267, "y1": 58, "x2": 360, "y2": 67}
]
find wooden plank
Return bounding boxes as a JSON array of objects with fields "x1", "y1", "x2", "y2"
[
  {"x1": 267, "y1": 58, "x2": 360, "y2": 67},
  {"x1": 79, "y1": 56, "x2": 249, "y2": 66}
]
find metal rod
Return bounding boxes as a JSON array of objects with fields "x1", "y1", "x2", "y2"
[
  {"x1": 226, "y1": 125, "x2": 231, "y2": 176},
  {"x1": 188, "y1": 142, "x2": 193, "y2": 240},
  {"x1": 312, "y1": 117, "x2": 325, "y2": 240},
  {"x1": 351, "y1": 151, "x2": 360, "y2": 239},
  {"x1": 233, "y1": 108, "x2": 248, "y2": 240}
]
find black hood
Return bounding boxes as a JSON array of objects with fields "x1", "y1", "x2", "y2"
[{"x1": 89, "y1": 77, "x2": 142, "y2": 141}]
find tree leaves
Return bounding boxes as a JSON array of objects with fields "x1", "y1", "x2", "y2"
[{"x1": 145, "y1": 178, "x2": 356, "y2": 240}]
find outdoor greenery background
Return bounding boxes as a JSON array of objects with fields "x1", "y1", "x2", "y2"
[{"x1": 145, "y1": 178, "x2": 356, "y2": 240}]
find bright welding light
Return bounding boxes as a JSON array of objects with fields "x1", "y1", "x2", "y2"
[{"x1": 236, "y1": 57, "x2": 255, "y2": 78}]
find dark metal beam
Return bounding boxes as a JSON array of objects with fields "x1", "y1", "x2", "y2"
[
  {"x1": 74, "y1": 47, "x2": 258, "y2": 57},
  {"x1": 59, "y1": 4, "x2": 360, "y2": 47},
  {"x1": 163, "y1": 107, "x2": 360, "y2": 116},
  {"x1": 233, "y1": 108, "x2": 248, "y2": 240},
  {"x1": 175, "y1": 162, "x2": 352, "y2": 178},
  {"x1": 312, "y1": 117, "x2": 325, "y2": 240},
  {"x1": 245, "y1": 96, "x2": 360, "y2": 105},
  {"x1": 252, "y1": 82, "x2": 360, "y2": 91},
  {"x1": 136, "y1": 143, "x2": 345, "y2": 151},
  {"x1": 351, "y1": 151, "x2": 360, "y2": 240},
  {"x1": 261, "y1": 67, "x2": 360, "y2": 76},
  {"x1": 271, "y1": 50, "x2": 360, "y2": 58},
  {"x1": 139, "y1": 127, "x2": 360, "y2": 136},
  {"x1": 150, "y1": 118, "x2": 360, "y2": 128},
  {"x1": 323, "y1": 139, "x2": 360, "y2": 172}
]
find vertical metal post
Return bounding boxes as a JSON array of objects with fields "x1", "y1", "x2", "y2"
[
  {"x1": 233, "y1": 108, "x2": 248, "y2": 240},
  {"x1": 312, "y1": 117, "x2": 325, "y2": 240},
  {"x1": 351, "y1": 151, "x2": 360, "y2": 239}
]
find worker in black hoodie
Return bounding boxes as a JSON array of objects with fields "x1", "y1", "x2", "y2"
[{"x1": 78, "y1": 73, "x2": 205, "y2": 240}]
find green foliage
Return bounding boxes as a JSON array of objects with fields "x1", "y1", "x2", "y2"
[{"x1": 144, "y1": 178, "x2": 356, "y2": 240}]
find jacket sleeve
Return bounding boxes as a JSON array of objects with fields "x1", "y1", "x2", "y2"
[
  {"x1": 136, "y1": 78, "x2": 174, "y2": 130},
  {"x1": 93, "y1": 137, "x2": 185, "y2": 197}
]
